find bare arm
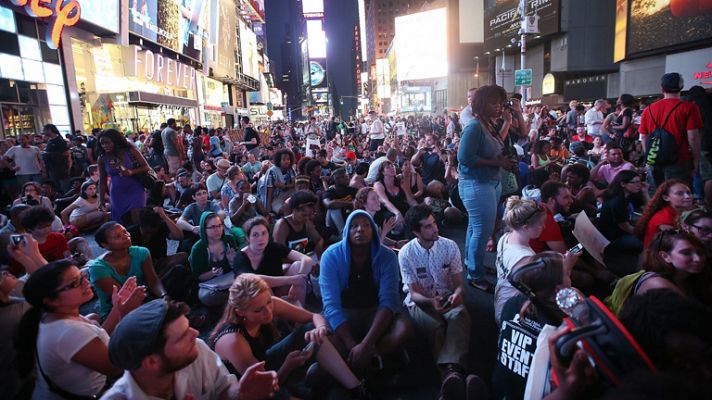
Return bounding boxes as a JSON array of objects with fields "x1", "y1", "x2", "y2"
[
  {"x1": 141, "y1": 253, "x2": 166, "y2": 298},
  {"x1": 71, "y1": 338, "x2": 123, "y2": 376},
  {"x1": 272, "y1": 219, "x2": 288, "y2": 246},
  {"x1": 373, "y1": 182, "x2": 401, "y2": 216}
]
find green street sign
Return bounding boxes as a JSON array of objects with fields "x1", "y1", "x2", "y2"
[{"x1": 514, "y1": 69, "x2": 533, "y2": 86}]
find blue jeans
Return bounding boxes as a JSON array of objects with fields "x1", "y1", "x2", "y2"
[{"x1": 459, "y1": 179, "x2": 501, "y2": 280}]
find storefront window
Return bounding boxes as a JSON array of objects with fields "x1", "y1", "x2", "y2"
[{"x1": 71, "y1": 38, "x2": 199, "y2": 133}]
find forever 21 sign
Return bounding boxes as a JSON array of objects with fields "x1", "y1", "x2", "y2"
[{"x1": 4, "y1": 0, "x2": 81, "y2": 50}]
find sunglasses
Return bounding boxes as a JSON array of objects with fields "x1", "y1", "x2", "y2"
[
  {"x1": 55, "y1": 269, "x2": 90, "y2": 294},
  {"x1": 656, "y1": 229, "x2": 680, "y2": 253}
]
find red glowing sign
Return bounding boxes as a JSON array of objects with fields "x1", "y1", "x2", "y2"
[{"x1": 6, "y1": 0, "x2": 81, "y2": 50}]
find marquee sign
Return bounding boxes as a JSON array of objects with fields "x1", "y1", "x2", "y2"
[{"x1": 5, "y1": 0, "x2": 81, "y2": 49}]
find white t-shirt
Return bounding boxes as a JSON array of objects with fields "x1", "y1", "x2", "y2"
[
  {"x1": 369, "y1": 118, "x2": 385, "y2": 140},
  {"x1": 584, "y1": 108, "x2": 603, "y2": 135},
  {"x1": 34, "y1": 317, "x2": 110, "y2": 399},
  {"x1": 494, "y1": 233, "x2": 535, "y2": 324},
  {"x1": 101, "y1": 339, "x2": 238, "y2": 400},
  {"x1": 398, "y1": 237, "x2": 463, "y2": 307},
  {"x1": 69, "y1": 197, "x2": 100, "y2": 221},
  {"x1": 4, "y1": 145, "x2": 41, "y2": 175}
]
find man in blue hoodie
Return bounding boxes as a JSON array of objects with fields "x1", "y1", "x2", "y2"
[{"x1": 319, "y1": 210, "x2": 413, "y2": 372}]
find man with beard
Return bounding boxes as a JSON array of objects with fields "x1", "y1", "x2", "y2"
[
  {"x1": 590, "y1": 143, "x2": 636, "y2": 186},
  {"x1": 102, "y1": 299, "x2": 278, "y2": 399},
  {"x1": 529, "y1": 181, "x2": 574, "y2": 254},
  {"x1": 398, "y1": 205, "x2": 475, "y2": 400}
]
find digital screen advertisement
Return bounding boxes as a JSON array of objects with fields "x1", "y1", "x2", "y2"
[
  {"x1": 483, "y1": 0, "x2": 560, "y2": 52},
  {"x1": 129, "y1": 0, "x2": 210, "y2": 62}
]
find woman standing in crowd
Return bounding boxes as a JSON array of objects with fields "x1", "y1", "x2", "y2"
[
  {"x1": 96, "y1": 129, "x2": 151, "y2": 226},
  {"x1": 494, "y1": 197, "x2": 546, "y2": 323},
  {"x1": 16, "y1": 260, "x2": 144, "y2": 399},
  {"x1": 635, "y1": 179, "x2": 694, "y2": 246},
  {"x1": 89, "y1": 221, "x2": 166, "y2": 319},
  {"x1": 209, "y1": 274, "x2": 371, "y2": 398},
  {"x1": 611, "y1": 94, "x2": 635, "y2": 141},
  {"x1": 233, "y1": 217, "x2": 314, "y2": 306},
  {"x1": 189, "y1": 212, "x2": 239, "y2": 306},
  {"x1": 60, "y1": 180, "x2": 109, "y2": 232},
  {"x1": 458, "y1": 85, "x2": 515, "y2": 292}
]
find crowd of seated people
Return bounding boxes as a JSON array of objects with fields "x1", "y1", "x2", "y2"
[{"x1": 1, "y1": 72, "x2": 711, "y2": 400}]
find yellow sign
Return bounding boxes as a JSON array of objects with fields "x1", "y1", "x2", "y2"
[
  {"x1": 542, "y1": 73, "x2": 556, "y2": 95},
  {"x1": 614, "y1": 0, "x2": 628, "y2": 63},
  {"x1": 6, "y1": 0, "x2": 81, "y2": 50}
]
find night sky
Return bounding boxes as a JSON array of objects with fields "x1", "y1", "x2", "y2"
[{"x1": 265, "y1": 0, "x2": 359, "y2": 116}]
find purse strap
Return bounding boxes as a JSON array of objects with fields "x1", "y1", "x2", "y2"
[{"x1": 36, "y1": 352, "x2": 97, "y2": 400}]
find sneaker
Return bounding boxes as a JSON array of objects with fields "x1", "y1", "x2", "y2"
[
  {"x1": 440, "y1": 369, "x2": 466, "y2": 400},
  {"x1": 466, "y1": 374, "x2": 489, "y2": 400},
  {"x1": 469, "y1": 278, "x2": 494, "y2": 293}
]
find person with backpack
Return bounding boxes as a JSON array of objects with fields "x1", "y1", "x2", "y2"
[{"x1": 639, "y1": 72, "x2": 704, "y2": 187}]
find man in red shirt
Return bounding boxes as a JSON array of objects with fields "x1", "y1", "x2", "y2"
[
  {"x1": 639, "y1": 72, "x2": 704, "y2": 186},
  {"x1": 529, "y1": 181, "x2": 574, "y2": 254}
]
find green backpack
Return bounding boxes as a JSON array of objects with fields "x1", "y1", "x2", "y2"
[{"x1": 605, "y1": 270, "x2": 646, "y2": 316}]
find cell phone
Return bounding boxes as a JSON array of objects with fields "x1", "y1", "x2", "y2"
[
  {"x1": 441, "y1": 292, "x2": 453, "y2": 309},
  {"x1": 568, "y1": 243, "x2": 584, "y2": 254},
  {"x1": 301, "y1": 341, "x2": 316, "y2": 355},
  {"x1": 10, "y1": 234, "x2": 26, "y2": 247}
]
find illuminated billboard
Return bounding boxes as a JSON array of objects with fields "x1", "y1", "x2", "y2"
[
  {"x1": 213, "y1": 0, "x2": 237, "y2": 79},
  {"x1": 240, "y1": 20, "x2": 260, "y2": 80},
  {"x1": 398, "y1": 86, "x2": 432, "y2": 113},
  {"x1": 129, "y1": 0, "x2": 210, "y2": 62},
  {"x1": 395, "y1": 8, "x2": 448, "y2": 81},
  {"x1": 484, "y1": 0, "x2": 560, "y2": 52},
  {"x1": 307, "y1": 19, "x2": 327, "y2": 59},
  {"x1": 310, "y1": 59, "x2": 326, "y2": 87},
  {"x1": 625, "y1": 0, "x2": 712, "y2": 57},
  {"x1": 303, "y1": 0, "x2": 324, "y2": 17}
]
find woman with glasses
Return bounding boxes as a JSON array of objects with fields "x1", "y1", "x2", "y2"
[
  {"x1": 680, "y1": 209, "x2": 712, "y2": 249},
  {"x1": 458, "y1": 85, "x2": 517, "y2": 292},
  {"x1": 233, "y1": 217, "x2": 314, "y2": 307},
  {"x1": 188, "y1": 212, "x2": 239, "y2": 306},
  {"x1": 15, "y1": 260, "x2": 144, "y2": 399},
  {"x1": 88, "y1": 221, "x2": 166, "y2": 319},
  {"x1": 635, "y1": 179, "x2": 695, "y2": 246},
  {"x1": 598, "y1": 170, "x2": 648, "y2": 275}
]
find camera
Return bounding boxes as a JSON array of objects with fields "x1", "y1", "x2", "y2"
[{"x1": 10, "y1": 234, "x2": 26, "y2": 247}]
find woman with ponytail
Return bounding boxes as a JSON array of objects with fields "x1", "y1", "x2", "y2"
[{"x1": 16, "y1": 260, "x2": 145, "y2": 399}]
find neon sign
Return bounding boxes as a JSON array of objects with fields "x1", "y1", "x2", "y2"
[{"x1": 5, "y1": 0, "x2": 81, "y2": 49}]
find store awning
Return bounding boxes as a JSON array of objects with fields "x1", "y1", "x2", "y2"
[{"x1": 127, "y1": 92, "x2": 199, "y2": 108}]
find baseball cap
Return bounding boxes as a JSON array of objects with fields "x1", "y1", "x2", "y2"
[
  {"x1": 661, "y1": 72, "x2": 684, "y2": 93},
  {"x1": 109, "y1": 299, "x2": 169, "y2": 370},
  {"x1": 345, "y1": 151, "x2": 357, "y2": 160}
]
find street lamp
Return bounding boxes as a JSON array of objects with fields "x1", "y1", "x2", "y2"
[{"x1": 473, "y1": 56, "x2": 480, "y2": 88}]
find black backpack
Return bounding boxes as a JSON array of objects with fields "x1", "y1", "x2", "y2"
[{"x1": 645, "y1": 102, "x2": 682, "y2": 166}]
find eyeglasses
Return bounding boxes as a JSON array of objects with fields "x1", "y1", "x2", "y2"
[
  {"x1": 55, "y1": 269, "x2": 90, "y2": 294},
  {"x1": 689, "y1": 224, "x2": 712, "y2": 236},
  {"x1": 205, "y1": 224, "x2": 224, "y2": 230}
]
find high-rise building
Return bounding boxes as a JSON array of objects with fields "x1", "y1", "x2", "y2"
[{"x1": 364, "y1": 0, "x2": 425, "y2": 108}]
